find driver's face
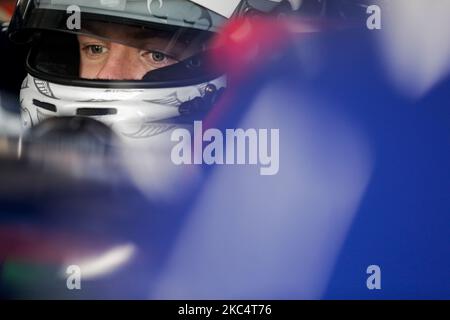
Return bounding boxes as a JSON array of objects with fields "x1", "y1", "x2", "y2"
[{"x1": 77, "y1": 23, "x2": 205, "y2": 80}]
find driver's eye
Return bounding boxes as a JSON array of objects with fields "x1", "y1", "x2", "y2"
[
  {"x1": 82, "y1": 44, "x2": 109, "y2": 58},
  {"x1": 151, "y1": 51, "x2": 166, "y2": 62},
  {"x1": 89, "y1": 45, "x2": 105, "y2": 54},
  {"x1": 142, "y1": 50, "x2": 178, "y2": 68}
]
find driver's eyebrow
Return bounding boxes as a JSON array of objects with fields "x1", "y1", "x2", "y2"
[
  {"x1": 77, "y1": 34, "x2": 106, "y2": 43},
  {"x1": 133, "y1": 33, "x2": 191, "y2": 57}
]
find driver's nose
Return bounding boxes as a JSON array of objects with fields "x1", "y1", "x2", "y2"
[{"x1": 96, "y1": 43, "x2": 147, "y2": 80}]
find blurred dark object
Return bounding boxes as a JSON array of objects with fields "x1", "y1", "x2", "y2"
[
  {"x1": 0, "y1": 22, "x2": 27, "y2": 113},
  {"x1": 25, "y1": 116, "x2": 117, "y2": 155}
]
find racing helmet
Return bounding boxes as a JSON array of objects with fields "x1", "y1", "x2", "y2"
[{"x1": 7, "y1": 0, "x2": 301, "y2": 143}]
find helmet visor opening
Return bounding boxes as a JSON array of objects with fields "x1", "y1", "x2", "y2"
[
  {"x1": 12, "y1": 4, "x2": 223, "y2": 88},
  {"x1": 26, "y1": 18, "x2": 219, "y2": 88}
]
